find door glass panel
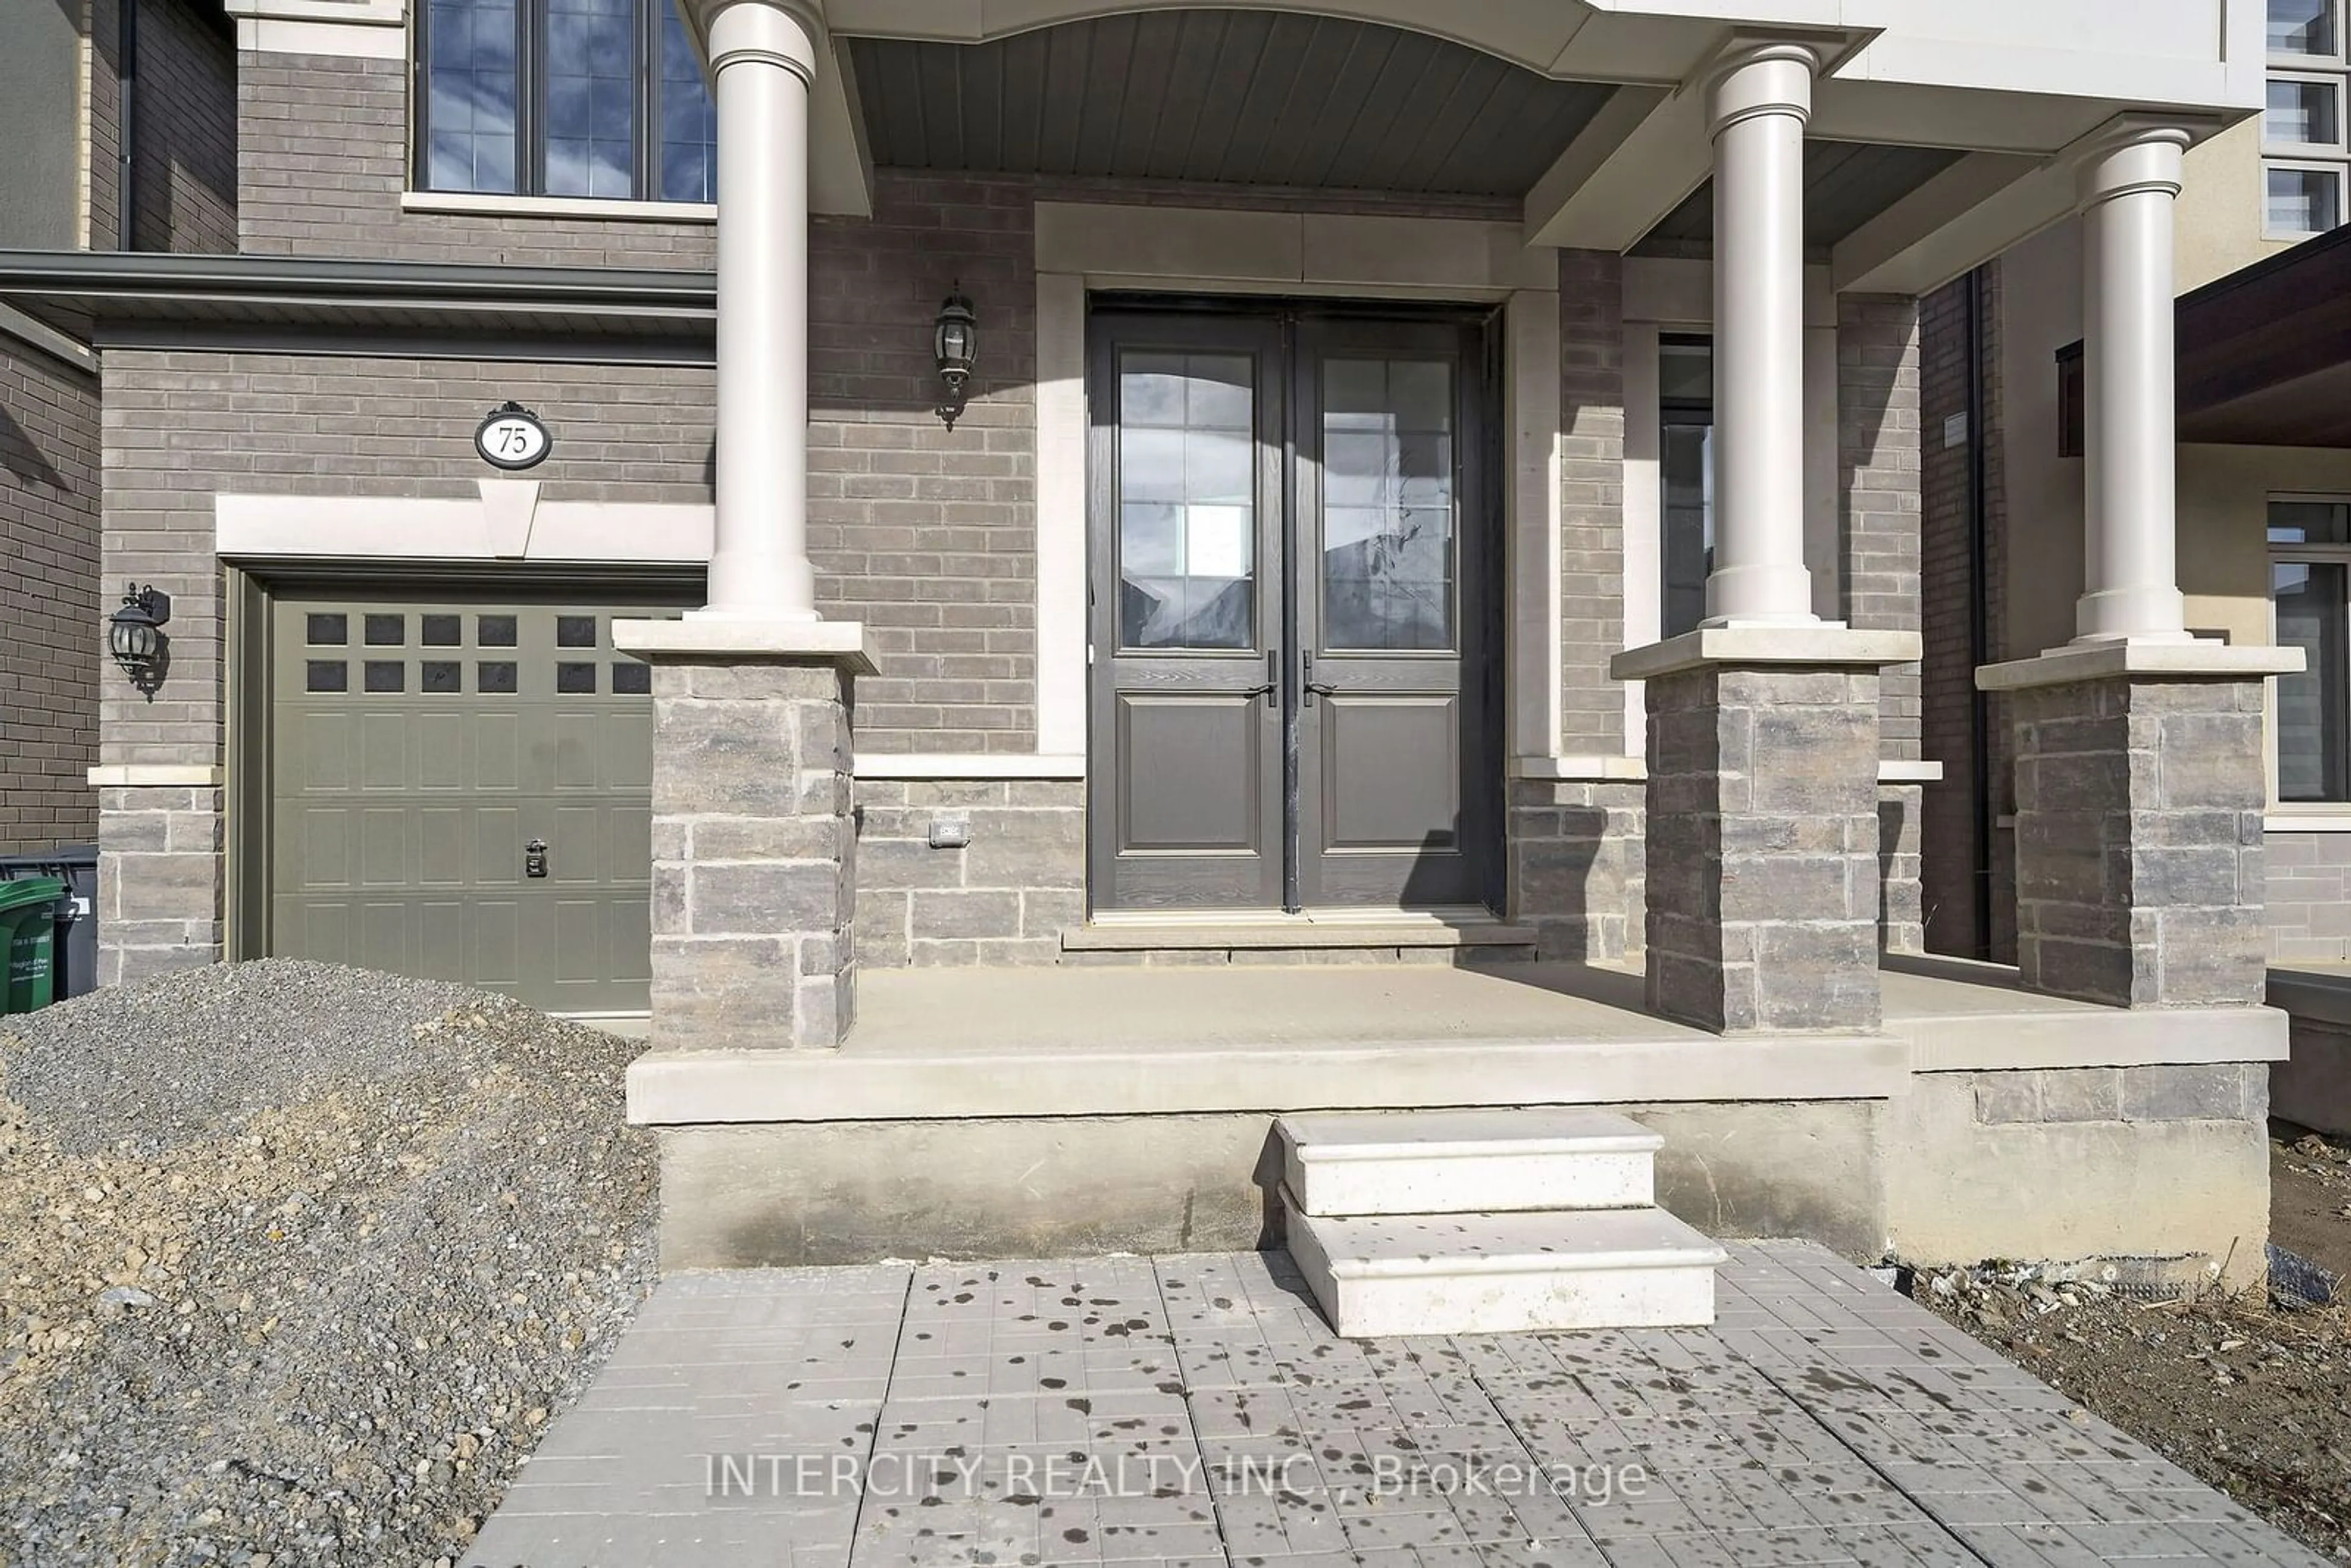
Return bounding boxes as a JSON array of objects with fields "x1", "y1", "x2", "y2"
[
  {"x1": 1117, "y1": 352, "x2": 1256, "y2": 650},
  {"x1": 1321, "y1": 357, "x2": 1455, "y2": 651}
]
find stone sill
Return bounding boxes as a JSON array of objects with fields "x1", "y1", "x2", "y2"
[
  {"x1": 610, "y1": 616, "x2": 879, "y2": 672},
  {"x1": 2265, "y1": 811, "x2": 2351, "y2": 833},
  {"x1": 398, "y1": 190, "x2": 718, "y2": 225},
  {"x1": 1610, "y1": 626, "x2": 1922, "y2": 681},
  {"x1": 1063, "y1": 913, "x2": 1537, "y2": 952},
  {"x1": 1977, "y1": 640, "x2": 2304, "y2": 691},
  {"x1": 89, "y1": 765, "x2": 223, "y2": 787}
]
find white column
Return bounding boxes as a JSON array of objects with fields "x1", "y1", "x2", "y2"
[
  {"x1": 1703, "y1": 42, "x2": 1820, "y2": 627},
  {"x1": 2074, "y1": 127, "x2": 2192, "y2": 645},
  {"x1": 698, "y1": 0, "x2": 819, "y2": 621}
]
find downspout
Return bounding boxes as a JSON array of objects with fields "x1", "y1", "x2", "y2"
[
  {"x1": 116, "y1": 0, "x2": 137, "y2": 250},
  {"x1": 1965, "y1": 266, "x2": 1993, "y2": 959}
]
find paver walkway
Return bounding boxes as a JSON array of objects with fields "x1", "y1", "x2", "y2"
[{"x1": 465, "y1": 1243, "x2": 2323, "y2": 1567}]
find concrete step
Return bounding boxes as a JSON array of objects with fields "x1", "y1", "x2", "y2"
[
  {"x1": 1284, "y1": 1200, "x2": 1728, "y2": 1338},
  {"x1": 1278, "y1": 1108, "x2": 1663, "y2": 1217}
]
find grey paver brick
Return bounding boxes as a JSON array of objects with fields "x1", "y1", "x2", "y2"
[{"x1": 463, "y1": 1243, "x2": 2333, "y2": 1568}]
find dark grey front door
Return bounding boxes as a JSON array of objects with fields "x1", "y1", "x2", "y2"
[{"x1": 1088, "y1": 306, "x2": 1501, "y2": 915}]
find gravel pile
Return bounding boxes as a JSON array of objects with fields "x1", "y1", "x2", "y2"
[{"x1": 0, "y1": 960, "x2": 660, "y2": 1568}]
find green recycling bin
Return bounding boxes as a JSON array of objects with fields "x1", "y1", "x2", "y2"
[{"x1": 0, "y1": 876, "x2": 67, "y2": 1013}]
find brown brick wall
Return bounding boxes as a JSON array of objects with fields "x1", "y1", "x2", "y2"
[
  {"x1": 86, "y1": 0, "x2": 122, "y2": 251},
  {"x1": 237, "y1": 51, "x2": 719, "y2": 268},
  {"x1": 810, "y1": 174, "x2": 1038, "y2": 754},
  {"x1": 0, "y1": 337, "x2": 101, "y2": 853},
  {"x1": 1837, "y1": 293, "x2": 1922, "y2": 760},
  {"x1": 131, "y1": 0, "x2": 238, "y2": 253},
  {"x1": 1559, "y1": 248, "x2": 1625, "y2": 754}
]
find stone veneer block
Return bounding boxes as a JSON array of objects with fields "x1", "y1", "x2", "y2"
[
  {"x1": 2007, "y1": 673, "x2": 2270, "y2": 1008},
  {"x1": 642, "y1": 656, "x2": 860, "y2": 1050},
  {"x1": 1643, "y1": 666, "x2": 1886, "y2": 1033}
]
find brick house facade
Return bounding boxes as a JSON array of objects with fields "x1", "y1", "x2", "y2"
[{"x1": 0, "y1": 0, "x2": 2306, "y2": 1274}]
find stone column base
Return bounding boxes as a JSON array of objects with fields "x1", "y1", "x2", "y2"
[
  {"x1": 613, "y1": 620, "x2": 878, "y2": 1051},
  {"x1": 1980, "y1": 642, "x2": 2303, "y2": 1009},
  {"x1": 1613, "y1": 627, "x2": 1922, "y2": 1034}
]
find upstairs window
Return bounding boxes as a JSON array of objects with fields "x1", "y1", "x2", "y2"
[
  {"x1": 2267, "y1": 0, "x2": 2350, "y2": 237},
  {"x1": 418, "y1": 0, "x2": 718, "y2": 203}
]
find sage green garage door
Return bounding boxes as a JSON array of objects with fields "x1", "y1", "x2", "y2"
[{"x1": 268, "y1": 594, "x2": 675, "y2": 1013}]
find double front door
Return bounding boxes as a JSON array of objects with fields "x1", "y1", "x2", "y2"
[{"x1": 1088, "y1": 306, "x2": 1501, "y2": 914}]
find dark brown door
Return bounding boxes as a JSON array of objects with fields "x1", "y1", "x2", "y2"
[{"x1": 1088, "y1": 306, "x2": 1500, "y2": 915}]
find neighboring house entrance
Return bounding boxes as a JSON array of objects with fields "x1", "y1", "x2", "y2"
[
  {"x1": 254, "y1": 589, "x2": 683, "y2": 1014},
  {"x1": 1086, "y1": 303, "x2": 1502, "y2": 914}
]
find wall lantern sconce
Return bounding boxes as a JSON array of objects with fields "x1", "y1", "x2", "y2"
[
  {"x1": 933, "y1": 288, "x2": 978, "y2": 430},
  {"x1": 109, "y1": 582, "x2": 171, "y2": 698}
]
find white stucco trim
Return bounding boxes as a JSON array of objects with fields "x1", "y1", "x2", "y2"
[
  {"x1": 399, "y1": 192, "x2": 718, "y2": 224},
  {"x1": 234, "y1": 14, "x2": 405, "y2": 58},
  {"x1": 1512, "y1": 754, "x2": 1648, "y2": 782},
  {"x1": 214, "y1": 487, "x2": 713, "y2": 564},
  {"x1": 1507, "y1": 289, "x2": 1564, "y2": 760},
  {"x1": 89, "y1": 765, "x2": 223, "y2": 788},
  {"x1": 1033, "y1": 272, "x2": 1089, "y2": 759},
  {"x1": 1030, "y1": 203, "x2": 1565, "y2": 794},
  {"x1": 1619, "y1": 319, "x2": 1662, "y2": 760},
  {"x1": 1034, "y1": 204, "x2": 1556, "y2": 299},
  {"x1": 856, "y1": 754, "x2": 1086, "y2": 780}
]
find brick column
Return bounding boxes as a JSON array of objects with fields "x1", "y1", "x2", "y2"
[
  {"x1": 1616, "y1": 629, "x2": 1919, "y2": 1033},
  {"x1": 1981, "y1": 653, "x2": 2294, "y2": 1007},
  {"x1": 615, "y1": 623, "x2": 876, "y2": 1050}
]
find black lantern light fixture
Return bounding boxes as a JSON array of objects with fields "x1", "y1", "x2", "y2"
[
  {"x1": 933, "y1": 287, "x2": 978, "y2": 430},
  {"x1": 108, "y1": 582, "x2": 171, "y2": 697}
]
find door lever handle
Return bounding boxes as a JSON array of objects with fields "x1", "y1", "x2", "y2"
[
  {"x1": 1302, "y1": 653, "x2": 1339, "y2": 708},
  {"x1": 1241, "y1": 648, "x2": 1279, "y2": 707}
]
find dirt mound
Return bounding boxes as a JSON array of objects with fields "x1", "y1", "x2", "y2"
[
  {"x1": 1919, "y1": 1244, "x2": 2351, "y2": 1558},
  {"x1": 0, "y1": 961, "x2": 659, "y2": 1568}
]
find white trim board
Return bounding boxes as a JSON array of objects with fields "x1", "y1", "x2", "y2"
[
  {"x1": 215, "y1": 487, "x2": 713, "y2": 564},
  {"x1": 399, "y1": 191, "x2": 717, "y2": 224},
  {"x1": 857, "y1": 754, "x2": 1085, "y2": 780}
]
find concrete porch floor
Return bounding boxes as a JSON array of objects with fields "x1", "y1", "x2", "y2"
[
  {"x1": 628, "y1": 959, "x2": 2284, "y2": 1126},
  {"x1": 465, "y1": 1243, "x2": 2322, "y2": 1567}
]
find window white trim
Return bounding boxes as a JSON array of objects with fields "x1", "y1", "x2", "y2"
[
  {"x1": 398, "y1": 190, "x2": 716, "y2": 223},
  {"x1": 2264, "y1": 8, "x2": 2351, "y2": 239}
]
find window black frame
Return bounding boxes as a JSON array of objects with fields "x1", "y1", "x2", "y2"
[
  {"x1": 413, "y1": 0, "x2": 713, "y2": 202},
  {"x1": 1659, "y1": 332, "x2": 1715, "y2": 639},
  {"x1": 2271, "y1": 496, "x2": 2351, "y2": 802}
]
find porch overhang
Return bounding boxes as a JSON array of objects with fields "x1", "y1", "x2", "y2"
[{"x1": 2058, "y1": 220, "x2": 2351, "y2": 449}]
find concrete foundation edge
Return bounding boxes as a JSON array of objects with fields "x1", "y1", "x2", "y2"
[{"x1": 652, "y1": 1082, "x2": 2270, "y2": 1284}]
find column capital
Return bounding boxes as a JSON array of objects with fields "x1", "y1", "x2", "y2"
[
  {"x1": 1703, "y1": 39, "x2": 1821, "y2": 138},
  {"x1": 694, "y1": 0, "x2": 822, "y2": 81},
  {"x1": 2074, "y1": 121, "x2": 2192, "y2": 209}
]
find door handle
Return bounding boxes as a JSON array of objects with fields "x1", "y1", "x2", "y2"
[
  {"x1": 525, "y1": 838, "x2": 549, "y2": 879},
  {"x1": 1241, "y1": 648, "x2": 1279, "y2": 707},
  {"x1": 1303, "y1": 653, "x2": 1339, "y2": 708}
]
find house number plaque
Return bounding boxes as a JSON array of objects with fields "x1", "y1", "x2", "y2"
[{"x1": 474, "y1": 401, "x2": 552, "y2": 471}]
